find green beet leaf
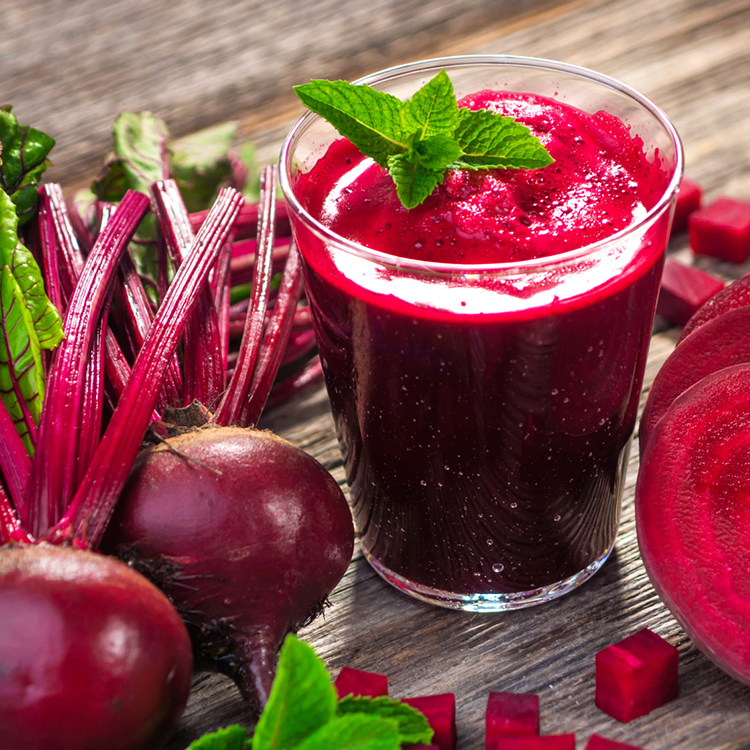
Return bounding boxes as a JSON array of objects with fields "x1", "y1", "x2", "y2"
[
  {"x1": 252, "y1": 635, "x2": 338, "y2": 750},
  {"x1": 0, "y1": 107, "x2": 56, "y2": 226},
  {"x1": 294, "y1": 80, "x2": 407, "y2": 169},
  {"x1": 293, "y1": 714, "x2": 401, "y2": 750},
  {"x1": 186, "y1": 725, "x2": 251, "y2": 750},
  {"x1": 336, "y1": 696, "x2": 433, "y2": 746},
  {"x1": 0, "y1": 265, "x2": 45, "y2": 453}
]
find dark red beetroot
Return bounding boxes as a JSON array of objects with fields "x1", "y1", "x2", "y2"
[
  {"x1": 678, "y1": 271, "x2": 750, "y2": 342},
  {"x1": 485, "y1": 692, "x2": 539, "y2": 748},
  {"x1": 636, "y1": 363, "x2": 750, "y2": 685},
  {"x1": 584, "y1": 736, "x2": 644, "y2": 750},
  {"x1": 639, "y1": 306, "x2": 750, "y2": 451},
  {"x1": 103, "y1": 426, "x2": 354, "y2": 715},
  {"x1": 689, "y1": 196, "x2": 750, "y2": 264},
  {"x1": 655, "y1": 257, "x2": 723, "y2": 327},
  {"x1": 671, "y1": 177, "x2": 703, "y2": 234},
  {"x1": 334, "y1": 667, "x2": 388, "y2": 698},
  {"x1": 489, "y1": 736, "x2": 575, "y2": 750},
  {"x1": 402, "y1": 694, "x2": 457, "y2": 750},
  {"x1": 595, "y1": 628, "x2": 678, "y2": 722},
  {"x1": 0, "y1": 545, "x2": 192, "y2": 750}
]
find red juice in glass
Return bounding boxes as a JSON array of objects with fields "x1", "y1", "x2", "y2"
[{"x1": 280, "y1": 57, "x2": 682, "y2": 611}]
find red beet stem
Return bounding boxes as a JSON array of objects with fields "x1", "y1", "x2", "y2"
[
  {"x1": 0, "y1": 395, "x2": 31, "y2": 521},
  {"x1": 266, "y1": 358, "x2": 324, "y2": 410},
  {"x1": 212, "y1": 241, "x2": 232, "y2": 376},
  {"x1": 48, "y1": 184, "x2": 243, "y2": 549},
  {"x1": 213, "y1": 166, "x2": 277, "y2": 427},
  {"x1": 151, "y1": 180, "x2": 225, "y2": 406},
  {"x1": 0, "y1": 481, "x2": 33, "y2": 544},
  {"x1": 26, "y1": 189, "x2": 150, "y2": 538},
  {"x1": 239, "y1": 243, "x2": 304, "y2": 426},
  {"x1": 190, "y1": 197, "x2": 291, "y2": 240}
]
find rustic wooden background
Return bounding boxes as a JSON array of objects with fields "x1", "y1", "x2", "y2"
[{"x1": 6, "y1": 0, "x2": 750, "y2": 747}]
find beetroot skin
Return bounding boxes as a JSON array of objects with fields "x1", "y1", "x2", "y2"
[
  {"x1": 636, "y1": 363, "x2": 750, "y2": 685},
  {"x1": 0, "y1": 545, "x2": 192, "y2": 750},
  {"x1": 103, "y1": 426, "x2": 354, "y2": 715}
]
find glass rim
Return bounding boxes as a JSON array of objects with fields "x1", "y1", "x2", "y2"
[{"x1": 278, "y1": 54, "x2": 684, "y2": 275}]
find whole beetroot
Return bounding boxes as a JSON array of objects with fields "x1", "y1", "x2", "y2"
[{"x1": 103, "y1": 426, "x2": 354, "y2": 715}]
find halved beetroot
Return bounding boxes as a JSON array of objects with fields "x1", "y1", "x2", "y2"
[
  {"x1": 671, "y1": 177, "x2": 703, "y2": 234},
  {"x1": 636, "y1": 363, "x2": 750, "y2": 685},
  {"x1": 689, "y1": 196, "x2": 750, "y2": 264},
  {"x1": 485, "y1": 692, "x2": 539, "y2": 748},
  {"x1": 334, "y1": 667, "x2": 388, "y2": 698},
  {"x1": 679, "y1": 271, "x2": 750, "y2": 343},
  {"x1": 402, "y1": 694, "x2": 457, "y2": 750},
  {"x1": 655, "y1": 257, "x2": 723, "y2": 327},
  {"x1": 639, "y1": 306, "x2": 750, "y2": 452}
]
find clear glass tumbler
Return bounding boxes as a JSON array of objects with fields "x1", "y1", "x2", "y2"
[{"x1": 279, "y1": 56, "x2": 682, "y2": 611}]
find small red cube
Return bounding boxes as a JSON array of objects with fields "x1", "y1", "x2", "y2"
[
  {"x1": 656, "y1": 257, "x2": 724, "y2": 326},
  {"x1": 584, "y1": 734, "x2": 644, "y2": 750},
  {"x1": 595, "y1": 628, "x2": 679, "y2": 722},
  {"x1": 334, "y1": 666, "x2": 388, "y2": 698},
  {"x1": 489, "y1": 735, "x2": 575, "y2": 750},
  {"x1": 689, "y1": 196, "x2": 750, "y2": 264},
  {"x1": 402, "y1": 694, "x2": 457, "y2": 750},
  {"x1": 671, "y1": 178, "x2": 703, "y2": 234},
  {"x1": 486, "y1": 692, "x2": 540, "y2": 749}
]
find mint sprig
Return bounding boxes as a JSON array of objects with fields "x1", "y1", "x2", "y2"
[
  {"x1": 187, "y1": 635, "x2": 434, "y2": 750},
  {"x1": 294, "y1": 69, "x2": 553, "y2": 209}
]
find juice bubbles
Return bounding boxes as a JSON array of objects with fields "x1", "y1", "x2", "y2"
[{"x1": 280, "y1": 58, "x2": 682, "y2": 610}]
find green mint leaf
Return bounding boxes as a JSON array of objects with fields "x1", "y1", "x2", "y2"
[
  {"x1": 187, "y1": 725, "x2": 251, "y2": 750},
  {"x1": 294, "y1": 714, "x2": 400, "y2": 750},
  {"x1": 294, "y1": 80, "x2": 407, "y2": 169},
  {"x1": 252, "y1": 635, "x2": 337, "y2": 750},
  {"x1": 0, "y1": 189, "x2": 63, "y2": 352},
  {"x1": 0, "y1": 107, "x2": 55, "y2": 226},
  {"x1": 170, "y1": 121, "x2": 238, "y2": 213},
  {"x1": 337, "y1": 696, "x2": 433, "y2": 745},
  {"x1": 452, "y1": 107, "x2": 554, "y2": 170},
  {"x1": 387, "y1": 152, "x2": 443, "y2": 210},
  {"x1": 412, "y1": 133, "x2": 463, "y2": 172},
  {"x1": 402, "y1": 69, "x2": 459, "y2": 138}
]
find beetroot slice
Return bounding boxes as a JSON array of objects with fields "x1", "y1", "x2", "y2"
[
  {"x1": 636, "y1": 363, "x2": 750, "y2": 685},
  {"x1": 595, "y1": 628, "x2": 678, "y2": 723},
  {"x1": 689, "y1": 196, "x2": 750, "y2": 264},
  {"x1": 679, "y1": 271, "x2": 750, "y2": 343},
  {"x1": 639, "y1": 306, "x2": 750, "y2": 452},
  {"x1": 584, "y1": 735, "x2": 644, "y2": 750},
  {"x1": 671, "y1": 177, "x2": 703, "y2": 234},
  {"x1": 402, "y1": 694, "x2": 457, "y2": 750},
  {"x1": 334, "y1": 667, "x2": 388, "y2": 698},
  {"x1": 655, "y1": 257, "x2": 723, "y2": 326},
  {"x1": 489, "y1": 736, "x2": 575, "y2": 750},
  {"x1": 485, "y1": 692, "x2": 539, "y2": 749}
]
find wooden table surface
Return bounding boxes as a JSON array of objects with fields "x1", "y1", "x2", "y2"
[{"x1": 7, "y1": 0, "x2": 750, "y2": 747}]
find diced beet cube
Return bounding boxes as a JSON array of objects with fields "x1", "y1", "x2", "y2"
[
  {"x1": 584, "y1": 734, "x2": 644, "y2": 750},
  {"x1": 595, "y1": 628, "x2": 678, "y2": 722},
  {"x1": 485, "y1": 691, "x2": 540, "y2": 749},
  {"x1": 407, "y1": 746, "x2": 440, "y2": 750},
  {"x1": 489, "y1": 735, "x2": 575, "y2": 750},
  {"x1": 671, "y1": 178, "x2": 703, "y2": 234},
  {"x1": 689, "y1": 196, "x2": 750, "y2": 264},
  {"x1": 402, "y1": 694, "x2": 457, "y2": 750},
  {"x1": 334, "y1": 666, "x2": 388, "y2": 698},
  {"x1": 656, "y1": 257, "x2": 724, "y2": 326}
]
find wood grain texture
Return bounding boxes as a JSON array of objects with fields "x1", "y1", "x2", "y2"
[{"x1": 8, "y1": 0, "x2": 750, "y2": 746}]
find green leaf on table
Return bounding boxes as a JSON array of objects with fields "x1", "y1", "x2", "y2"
[
  {"x1": 294, "y1": 714, "x2": 401, "y2": 750},
  {"x1": 0, "y1": 265, "x2": 45, "y2": 453},
  {"x1": 186, "y1": 725, "x2": 251, "y2": 750},
  {"x1": 337, "y1": 696, "x2": 434, "y2": 745},
  {"x1": 171, "y1": 121, "x2": 238, "y2": 213},
  {"x1": 293, "y1": 79, "x2": 408, "y2": 169},
  {"x1": 0, "y1": 106, "x2": 55, "y2": 226},
  {"x1": 252, "y1": 635, "x2": 338, "y2": 750},
  {"x1": 452, "y1": 107, "x2": 555, "y2": 170},
  {"x1": 293, "y1": 69, "x2": 554, "y2": 209},
  {"x1": 0, "y1": 189, "x2": 63, "y2": 351}
]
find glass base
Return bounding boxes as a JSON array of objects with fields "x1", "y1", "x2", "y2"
[{"x1": 362, "y1": 545, "x2": 613, "y2": 612}]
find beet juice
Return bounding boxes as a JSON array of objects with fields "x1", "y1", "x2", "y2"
[{"x1": 280, "y1": 58, "x2": 682, "y2": 610}]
